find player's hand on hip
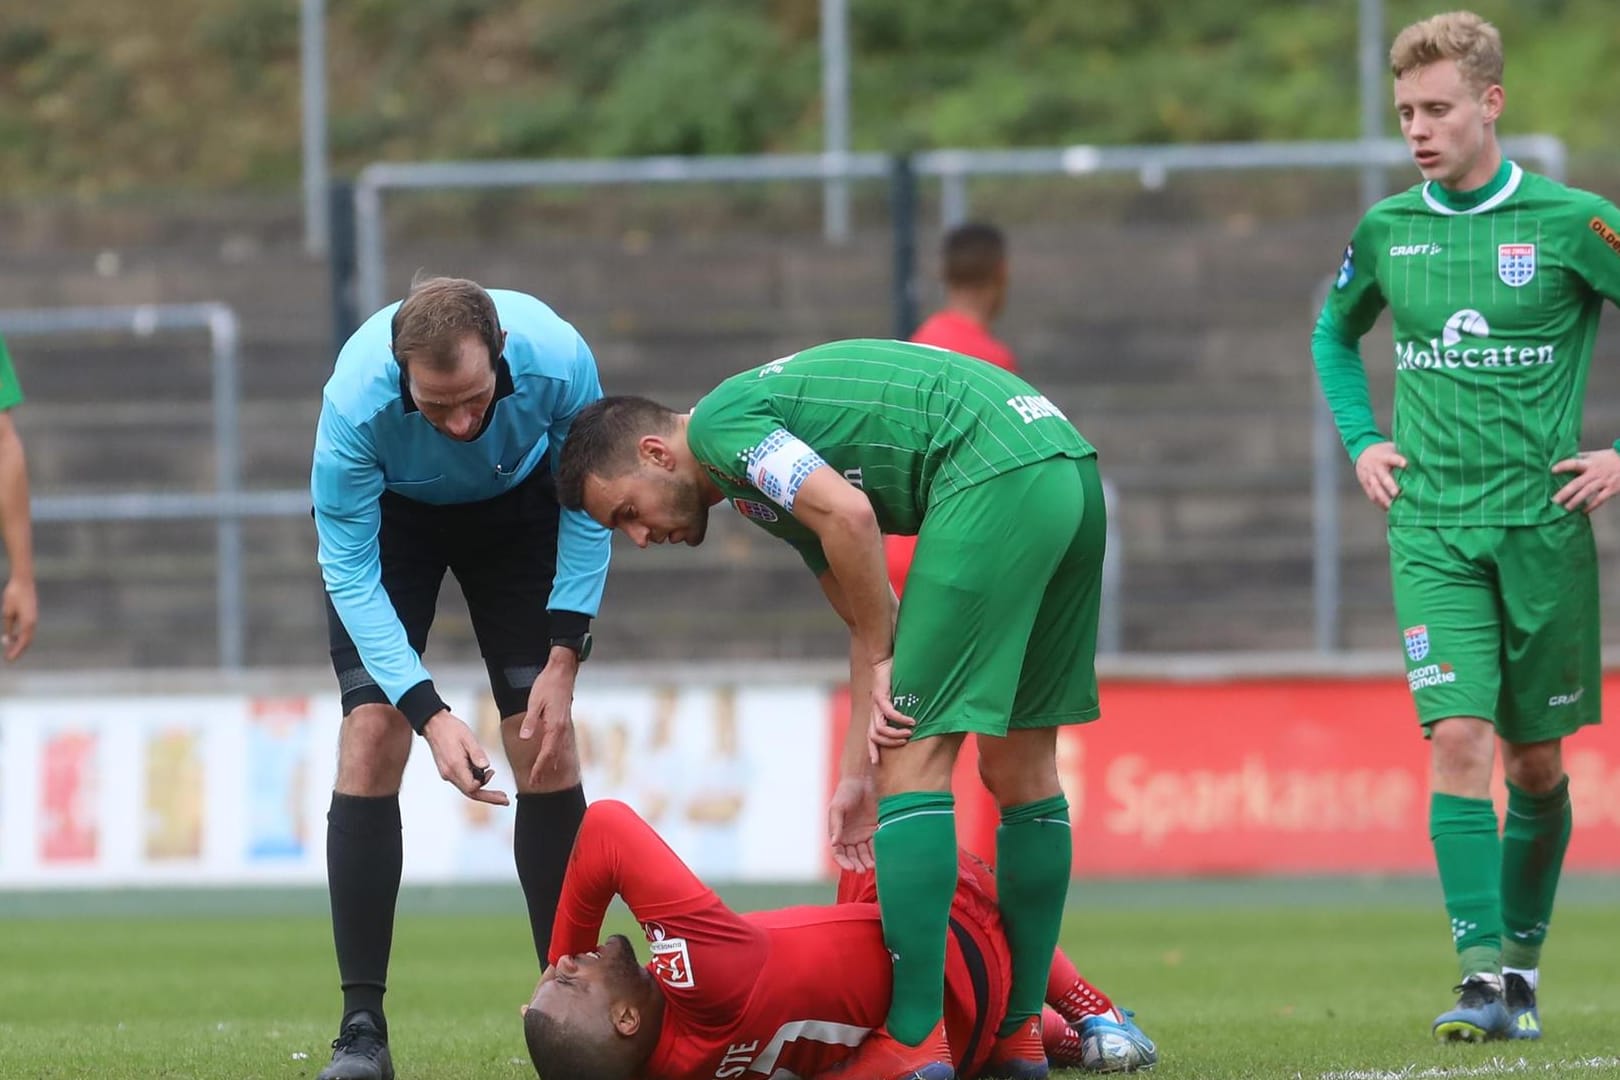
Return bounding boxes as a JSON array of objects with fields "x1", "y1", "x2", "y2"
[
  {"x1": 1354, "y1": 442, "x2": 1407, "y2": 510},
  {"x1": 1, "y1": 575, "x2": 37, "y2": 661},
  {"x1": 423, "y1": 709, "x2": 509, "y2": 805},
  {"x1": 828, "y1": 775, "x2": 877, "y2": 873},
  {"x1": 521, "y1": 649, "x2": 579, "y2": 787},
  {"x1": 1552, "y1": 448, "x2": 1620, "y2": 513},
  {"x1": 867, "y1": 657, "x2": 917, "y2": 764}
]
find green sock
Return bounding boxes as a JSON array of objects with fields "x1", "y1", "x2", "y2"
[
  {"x1": 995, "y1": 794, "x2": 1072, "y2": 1036},
  {"x1": 875, "y1": 790, "x2": 957, "y2": 1047},
  {"x1": 1430, "y1": 792, "x2": 1502, "y2": 980},
  {"x1": 1500, "y1": 776, "x2": 1572, "y2": 971}
]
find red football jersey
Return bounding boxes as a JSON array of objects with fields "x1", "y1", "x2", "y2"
[
  {"x1": 909, "y1": 310, "x2": 1019, "y2": 373},
  {"x1": 550, "y1": 800, "x2": 1008, "y2": 1079}
]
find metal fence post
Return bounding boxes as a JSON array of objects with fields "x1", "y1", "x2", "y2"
[
  {"x1": 207, "y1": 305, "x2": 244, "y2": 669},
  {"x1": 889, "y1": 153, "x2": 919, "y2": 340},
  {"x1": 328, "y1": 179, "x2": 360, "y2": 353}
]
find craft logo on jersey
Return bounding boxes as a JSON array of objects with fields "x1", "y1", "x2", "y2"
[
  {"x1": 1403, "y1": 624, "x2": 1430, "y2": 662},
  {"x1": 733, "y1": 498, "x2": 779, "y2": 522},
  {"x1": 647, "y1": 926, "x2": 696, "y2": 989},
  {"x1": 1334, "y1": 243, "x2": 1354, "y2": 289},
  {"x1": 1498, "y1": 243, "x2": 1536, "y2": 287}
]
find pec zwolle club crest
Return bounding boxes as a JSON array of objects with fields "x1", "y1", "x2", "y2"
[
  {"x1": 1498, "y1": 243, "x2": 1536, "y2": 287},
  {"x1": 1404, "y1": 625, "x2": 1430, "y2": 662}
]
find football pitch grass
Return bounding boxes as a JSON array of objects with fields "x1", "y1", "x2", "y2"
[{"x1": 2, "y1": 877, "x2": 1617, "y2": 1080}]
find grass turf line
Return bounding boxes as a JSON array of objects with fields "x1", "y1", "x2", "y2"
[{"x1": 1, "y1": 902, "x2": 1617, "y2": 1078}]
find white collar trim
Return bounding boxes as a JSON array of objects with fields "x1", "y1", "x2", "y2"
[{"x1": 1422, "y1": 162, "x2": 1523, "y2": 216}]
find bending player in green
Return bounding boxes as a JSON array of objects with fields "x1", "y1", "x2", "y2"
[
  {"x1": 556, "y1": 340, "x2": 1106, "y2": 1080},
  {"x1": 1312, "y1": 10, "x2": 1620, "y2": 1044}
]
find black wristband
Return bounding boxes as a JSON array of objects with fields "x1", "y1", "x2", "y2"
[
  {"x1": 398, "y1": 680, "x2": 449, "y2": 734},
  {"x1": 547, "y1": 610, "x2": 592, "y2": 639}
]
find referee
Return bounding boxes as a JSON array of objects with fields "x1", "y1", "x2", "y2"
[{"x1": 310, "y1": 277, "x2": 610, "y2": 1080}]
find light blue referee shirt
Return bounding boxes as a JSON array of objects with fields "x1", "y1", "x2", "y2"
[{"x1": 312, "y1": 289, "x2": 611, "y2": 727}]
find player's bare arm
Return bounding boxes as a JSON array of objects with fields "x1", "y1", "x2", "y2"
[
  {"x1": 820, "y1": 570, "x2": 881, "y2": 871},
  {"x1": 794, "y1": 471, "x2": 914, "y2": 766},
  {"x1": 1551, "y1": 448, "x2": 1620, "y2": 513},
  {"x1": 1355, "y1": 441, "x2": 1409, "y2": 510}
]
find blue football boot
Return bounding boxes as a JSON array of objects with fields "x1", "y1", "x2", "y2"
[
  {"x1": 1432, "y1": 976, "x2": 1511, "y2": 1042},
  {"x1": 1504, "y1": 973, "x2": 1542, "y2": 1041},
  {"x1": 1078, "y1": 1009, "x2": 1158, "y2": 1072}
]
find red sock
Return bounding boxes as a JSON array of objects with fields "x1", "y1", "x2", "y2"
[
  {"x1": 1046, "y1": 948, "x2": 1116, "y2": 1024},
  {"x1": 1041, "y1": 1007, "x2": 1086, "y2": 1068}
]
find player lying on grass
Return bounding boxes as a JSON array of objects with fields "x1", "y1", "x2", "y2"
[{"x1": 521, "y1": 800, "x2": 1155, "y2": 1079}]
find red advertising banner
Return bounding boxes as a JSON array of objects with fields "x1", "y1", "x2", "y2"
[{"x1": 828, "y1": 676, "x2": 1620, "y2": 875}]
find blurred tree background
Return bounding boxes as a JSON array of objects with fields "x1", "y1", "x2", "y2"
[{"x1": 1, "y1": 0, "x2": 1616, "y2": 197}]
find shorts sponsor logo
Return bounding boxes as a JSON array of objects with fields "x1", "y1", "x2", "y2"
[
  {"x1": 1408, "y1": 662, "x2": 1456, "y2": 691},
  {"x1": 1403, "y1": 624, "x2": 1430, "y2": 662},
  {"x1": 1589, "y1": 216, "x2": 1620, "y2": 258},
  {"x1": 1498, "y1": 242, "x2": 1536, "y2": 287},
  {"x1": 1549, "y1": 688, "x2": 1585, "y2": 708},
  {"x1": 1335, "y1": 243, "x2": 1354, "y2": 289},
  {"x1": 732, "y1": 498, "x2": 778, "y2": 522}
]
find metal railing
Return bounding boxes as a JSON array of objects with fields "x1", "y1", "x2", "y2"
[
  {"x1": 353, "y1": 136, "x2": 1568, "y2": 315},
  {"x1": 0, "y1": 304, "x2": 308, "y2": 669}
]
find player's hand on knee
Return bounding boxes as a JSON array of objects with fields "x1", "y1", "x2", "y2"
[
  {"x1": 867, "y1": 658, "x2": 917, "y2": 764},
  {"x1": 1354, "y1": 441, "x2": 1407, "y2": 509},
  {"x1": 423, "y1": 709, "x2": 510, "y2": 805},
  {"x1": 1552, "y1": 448, "x2": 1620, "y2": 513}
]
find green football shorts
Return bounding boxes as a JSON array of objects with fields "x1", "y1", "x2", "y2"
[
  {"x1": 1388, "y1": 516, "x2": 1601, "y2": 742},
  {"x1": 890, "y1": 453, "x2": 1105, "y2": 739}
]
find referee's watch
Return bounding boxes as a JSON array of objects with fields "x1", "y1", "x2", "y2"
[{"x1": 550, "y1": 632, "x2": 593, "y2": 662}]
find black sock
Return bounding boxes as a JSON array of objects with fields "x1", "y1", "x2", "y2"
[
  {"x1": 514, "y1": 785, "x2": 587, "y2": 966},
  {"x1": 327, "y1": 793, "x2": 402, "y2": 1028}
]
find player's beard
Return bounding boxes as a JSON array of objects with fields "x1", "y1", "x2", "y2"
[
  {"x1": 601, "y1": 934, "x2": 649, "y2": 987},
  {"x1": 661, "y1": 472, "x2": 710, "y2": 545}
]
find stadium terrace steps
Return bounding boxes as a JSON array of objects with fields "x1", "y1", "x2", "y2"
[{"x1": 7, "y1": 201, "x2": 1620, "y2": 666}]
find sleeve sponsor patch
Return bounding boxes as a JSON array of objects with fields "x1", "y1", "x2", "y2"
[
  {"x1": 1335, "y1": 243, "x2": 1355, "y2": 289},
  {"x1": 747, "y1": 428, "x2": 826, "y2": 512},
  {"x1": 1590, "y1": 216, "x2": 1620, "y2": 258}
]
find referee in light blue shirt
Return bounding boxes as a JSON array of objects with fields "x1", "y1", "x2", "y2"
[{"x1": 309, "y1": 277, "x2": 610, "y2": 1080}]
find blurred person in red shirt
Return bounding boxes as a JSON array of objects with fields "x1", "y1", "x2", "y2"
[
  {"x1": 521, "y1": 800, "x2": 1154, "y2": 1080},
  {"x1": 889, "y1": 223, "x2": 1017, "y2": 595}
]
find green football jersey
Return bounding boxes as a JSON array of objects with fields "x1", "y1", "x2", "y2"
[
  {"x1": 686, "y1": 338, "x2": 1094, "y2": 572},
  {"x1": 0, "y1": 335, "x2": 23, "y2": 411},
  {"x1": 1316, "y1": 161, "x2": 1620, "y2": 525}
]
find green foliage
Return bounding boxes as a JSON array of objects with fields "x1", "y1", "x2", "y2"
[{"x1": 5, "y1": 0, "x2": 1620, "y2": 194}]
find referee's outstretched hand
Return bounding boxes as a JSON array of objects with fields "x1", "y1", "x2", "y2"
[{"x1": 423, "y1": 709, "x2": 510, "y2": 805}]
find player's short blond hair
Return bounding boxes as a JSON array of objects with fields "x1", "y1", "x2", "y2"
[{"x1": 1390, "y1": 11, "x2": 1503, "y2": 92}]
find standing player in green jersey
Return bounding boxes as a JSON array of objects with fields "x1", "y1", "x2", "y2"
[
  {"x1": 1312, "y1": 10, "x2": 1620, "y2": 1044},
  {"x1": 556, "y1": 339, "x2": 1106, "y2": 1080}
]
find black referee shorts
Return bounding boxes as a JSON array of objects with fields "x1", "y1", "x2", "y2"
[{"x1": 326, "y1": 466, "x2": 561, "y2": 720}]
